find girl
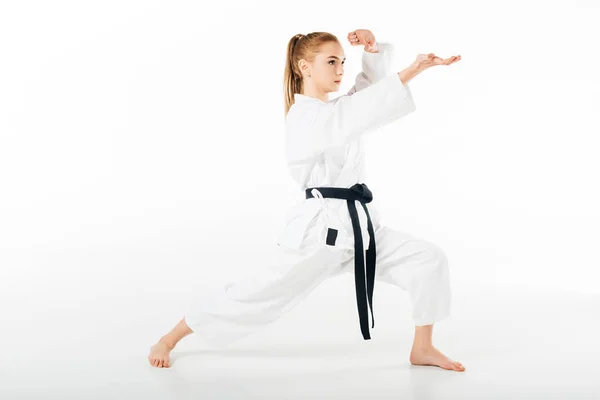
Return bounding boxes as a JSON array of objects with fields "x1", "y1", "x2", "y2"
[{"x1": 149, "y1": 29, "x2": 463, "y2": 371}]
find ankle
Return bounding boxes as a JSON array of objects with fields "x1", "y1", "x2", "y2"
[
  {"x1": 411, "y1": 343, "x2": 434, "y2": 351},
  {"x1": 159, "y1": 336, "x2": 177, "y2": 350}
]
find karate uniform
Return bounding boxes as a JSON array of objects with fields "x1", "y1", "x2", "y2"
[{"x1": 184, "y1": 42, "x2": 452, "y2": 348}]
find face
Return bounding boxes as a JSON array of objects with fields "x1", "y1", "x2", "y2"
[{"x1": 300, "y1": 41, "x2": 345, "y2": 93}]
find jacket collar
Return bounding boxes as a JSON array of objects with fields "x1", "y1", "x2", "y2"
[{"x1": 294, "y1": 93, "x2": 328, "y2": 104}]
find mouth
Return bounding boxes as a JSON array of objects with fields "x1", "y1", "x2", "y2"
[{"x1": 334, "y1": 80, "x2": 341, "y2": 84}]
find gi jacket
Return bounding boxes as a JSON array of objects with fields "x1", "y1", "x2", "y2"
[{"x1": 277, "y1": 42, "x2": 417, "y2": 251}]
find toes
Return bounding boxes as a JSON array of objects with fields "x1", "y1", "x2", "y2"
[
  {"x1": 440, "y1": 360, "x2": 464, "y2": 371},
  {"x1": 149, "y1": 356, "x2": 171, "y2": 368},
  {"x1": 442, "y1": 363, "x2": 455, "y2": 370}
]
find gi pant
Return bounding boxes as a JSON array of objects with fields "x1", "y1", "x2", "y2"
[{"x1": 183, "y1": 225, "x2": 451, "y2": 349}]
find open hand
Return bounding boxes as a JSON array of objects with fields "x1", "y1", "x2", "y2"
[
  {"x1": 347, "y1": 29, "x2": 378, "y2": 52},
  {"x1": 414, "y1": 53, "x2": 461, "y2": 70}
]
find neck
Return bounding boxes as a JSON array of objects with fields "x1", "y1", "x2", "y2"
[{"x1": 302, "y1": 82, "x2": 329, "y2": 103}]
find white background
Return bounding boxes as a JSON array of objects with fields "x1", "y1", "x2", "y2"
[{"x1": 1, "y1": 0, "x2": 599, "y2": 398}]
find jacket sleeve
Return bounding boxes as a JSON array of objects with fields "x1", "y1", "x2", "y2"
[
  {"x1": 287, "y1": 73, "x2": 416, "y2": 162},
  {"x1": 346, "y1": 42, "x2": 395, "y2": 95}
]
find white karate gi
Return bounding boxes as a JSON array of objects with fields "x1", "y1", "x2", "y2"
[{"x1": 184, "y1": 42, "x2": 451, "y2": 348}]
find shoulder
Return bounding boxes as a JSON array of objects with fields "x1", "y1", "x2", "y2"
[{"x1": 286, "y1": 99, "x2": 321, "y2": 128}]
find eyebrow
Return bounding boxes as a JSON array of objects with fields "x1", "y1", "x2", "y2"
[{"x1": 327, "y1": 56, "x2": 346, "y2": 61}]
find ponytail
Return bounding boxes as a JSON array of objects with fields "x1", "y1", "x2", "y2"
[{"x1": 283, "y1": 32, "x2": 339, "y2": 117}]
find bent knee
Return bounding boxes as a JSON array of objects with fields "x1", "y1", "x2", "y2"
[{"x1": 423, "y1": 242, "x2": 449, "y2": 271}]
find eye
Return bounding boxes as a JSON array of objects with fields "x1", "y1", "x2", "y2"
[{"x1": 329, "y1": 60, "x2": 345, "y2": 65}]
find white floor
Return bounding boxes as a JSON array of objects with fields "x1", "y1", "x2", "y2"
[{"x1": 4, "y1": 276, "x2": 600, "y2": 399}]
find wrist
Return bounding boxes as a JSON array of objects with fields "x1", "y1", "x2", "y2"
[
  {"x1": 398, "y1": 64, "x2": 421, "y2": 84},
  {"x1": 409, "y1": 61, "x2": 425, "y2": 75},
  {"x1": 364, "y1": 42, "x2": 379, "y2": 53}
]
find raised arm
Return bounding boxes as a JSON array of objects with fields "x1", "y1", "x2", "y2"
[{"x1": 346, "y1": 42, "x2": 396, "y2": 95}]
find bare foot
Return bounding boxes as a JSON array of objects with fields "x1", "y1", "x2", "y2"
[
  {"x1": 148, "y1": 338, "x2": 174, "y2": 368},
  {"x1": 409, "y1": 346, "x2": 465, "y2": 372}
]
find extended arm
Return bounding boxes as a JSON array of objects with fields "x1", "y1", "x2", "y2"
[{"x1": 286, "y1": 73, "x2": 416, "y2": 163}]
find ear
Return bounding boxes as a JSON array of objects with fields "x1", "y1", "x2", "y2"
[{"x1": 298, "y1": 59, "x2": 311, "y2": 78}]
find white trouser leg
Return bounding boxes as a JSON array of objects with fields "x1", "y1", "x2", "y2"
[
  {"x1": 342, "y1": 225, "x2": 452, "y2": 326},
  {"x1": 184, "y1": 243, "x2": 344, "y2": 348}
]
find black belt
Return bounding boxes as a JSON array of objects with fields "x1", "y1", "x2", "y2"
[{"x1": 305, "y1": 183, "x2": 376, "y2": 340}]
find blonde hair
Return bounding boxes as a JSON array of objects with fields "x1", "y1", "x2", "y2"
[{"x1": 283, "y1": 31, "x2": 339, "y2": 116}]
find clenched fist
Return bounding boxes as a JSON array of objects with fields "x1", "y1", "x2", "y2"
[{"x1": 347, "y1": 29, "x2": 378, "y2": 53}]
